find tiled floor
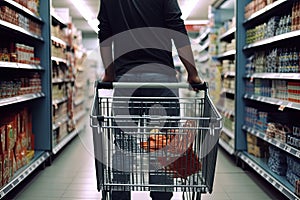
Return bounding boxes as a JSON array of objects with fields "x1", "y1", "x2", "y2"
[{"x1": 7, "y1": 118, "x2": 288, "y2": 200}]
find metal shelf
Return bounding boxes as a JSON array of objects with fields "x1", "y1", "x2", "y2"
[
  {"x1": 0, "y1": 93, "x2": 45, "y2": 107},
  {"x1": 244, "y1": 93, "x2": 300, "y2": 111},
  {"x1": 243, "y1": 0, "x2": 289, "y2": 24},
  {"x1": 52, "y1": 78, "x2": 64, "y2": 84},
  {"x1": 243, "y1": 125, "x2": 300, "y2": 159},
  {"x1": 52, "y1": 78, "x2": 74, "y2": 84},
  {"x1": 222, "y1": 127, "x2": 235, "y2": 139},
  {"x1": 199, "y1": 40, "x2": 209, "y2": 53},
  {"x1": 51, "y1": 36, "x2": 67, "y2": 46},
  {"x1": 0, "y1": 19, "x2": 43, "y2": 42},
  {"x1": 222, "y1": 88, "x2": 235, "y2": 95},
  {"x1": 52, "y1": 96, "x2": 68, "y2": 105},
  {"x1": 0, "y1": 151, "x2": 50, "y2": 199},
  {"x1": 244, "y1": 30, "x2": 300, "y2": 50},
  {"x1": 51, "y1": 11, "x2": 67, "y2": 27},
  {"x1": 52, "y1": 116, "x2": 69, "y2": 130},
  {"x1": 196, "y1": 53, "x2": 210, "y2": 63},
  {"x1": 51, "y1": 56, "x2": 67, "y2": 64},
  {"x1": 52, "y1": 125, "x2": 84, "y2": 154},
  {"x1": 199, "y1": 28, "x2": 211, "y2": 42},
  {"x1": 219, "y1": 138, "x2": 234, "y2": 155},
  {"x1": 237, "y1": 151, "x2": 299, "y2": 200},
  {"x1": 219, "y1": 27, "x2": 236, "y2": 41},
  {"x1": 223, "y1": 71, "x2": 236, "y2": 78},
  {"x1": 217, "y1": 105, "x2": 235, "y2": 117},
  {"x1": 0, "y1": 61, "x2": 43, "y2": 70},
  {"x1": 217, "y1": 49, "x2": 236, "y2": 59},
  {"x1": 245, "y1": 73, "x2": 300, "y2": 80},
  {"x1": 74, "y1": 97, "x2": 85, "y2": 106}
]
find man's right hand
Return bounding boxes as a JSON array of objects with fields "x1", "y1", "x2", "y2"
[
  {"x1": 187, "y1": 74, "x2": 203, "y2": 84},
  {"x1": 101, "y1": 73, "x2": 114, "y2": 82}
]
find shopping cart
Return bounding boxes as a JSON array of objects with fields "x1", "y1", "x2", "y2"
[{"x1": 90, "y1": 81, "x2": 222, "y2": 200}]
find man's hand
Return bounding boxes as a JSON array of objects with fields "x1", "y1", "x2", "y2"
[
  {"x1": 101, "y1": 73, "x2": 114, "y2": 82},
  {"x1": 187, "y1": 74, "x2": 203, "y2": 84},
  {"x1": 187, "y1": 74, "x2": 204, "y2": 91}
]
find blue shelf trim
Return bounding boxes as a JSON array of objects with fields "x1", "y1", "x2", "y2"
[
  {"x1": 237, "y1": 151, "x2": 299, "y2": 200},
  {"x1": 0, "y1": 151, "x2": 50, "y2": 199}
]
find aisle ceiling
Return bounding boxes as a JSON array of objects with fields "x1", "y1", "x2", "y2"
[{"x1": 51, "y1": 0, "x2": 219, "y2": 34}]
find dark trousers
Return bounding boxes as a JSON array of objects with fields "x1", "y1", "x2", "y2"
[{"x1": 111, "y1": 73, "x2": 179, "y2": 200}]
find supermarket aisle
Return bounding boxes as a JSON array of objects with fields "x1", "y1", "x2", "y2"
[{"x1": 8, "y1": 118, "x2": 287, "y2": 200}]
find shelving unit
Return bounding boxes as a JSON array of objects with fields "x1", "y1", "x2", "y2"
[
  {"x1": 0, "y1": 1, "x2": 88, "y2": 198},
  {"x1": 210, "y1": 0, "x2": 236, "y2": 155},
  {"x1": 236, "y1": 0, "x2": 300, "y2": 199},
  {"x1": 0, "y1": 0, "x2": 52, "y2": 198},
  {"x1": 50, "y1": 8, "x2": 87, "y2": 155}
]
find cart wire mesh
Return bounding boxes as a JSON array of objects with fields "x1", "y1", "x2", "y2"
[{"x1": 90, "y1": 82, "x2": 222, "y2": 194}]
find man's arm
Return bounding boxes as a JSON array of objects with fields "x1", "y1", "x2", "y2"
[
  {"x1": 177, "y1": 45, "x2": 202, "y2": 84},
  {"x1": 164, "y1": 0, "x2": 203, "y2": 84}
]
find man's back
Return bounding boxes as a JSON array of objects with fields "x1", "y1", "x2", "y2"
[{"x1": 98, "y1": 0, "x2": 188, "y2": 76}]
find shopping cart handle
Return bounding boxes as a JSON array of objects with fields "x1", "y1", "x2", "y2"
[
  {"x1": 190, "y1": 82, "x2": 208, "y2": 90},
  {"x1": 96, "y1": 81, "x2": 113, "y2": 89},
  {"x1": 96, "y1": 81, "x2": 208, "y2": 90}
]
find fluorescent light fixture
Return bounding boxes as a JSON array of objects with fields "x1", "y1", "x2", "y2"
[
  {"x1": 88, "y1": 18, "x2": 99, "y2": 33},
  {"x1": 185, "y1": 20, "x2": 209, "y2": 25},
  {"x1": 70, "y1": 0, "x2": 98, "y2": 32},
  {"x1": 181, "y1": 0, "x2": 199, "y2": 20}
]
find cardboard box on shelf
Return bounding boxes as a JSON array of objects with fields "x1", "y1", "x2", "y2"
[
  {"x1": 6, "y1": 123, "x2": 16, "y2": 151},
  {"x1": 2, "y1": 151, "x2": 9, "y2": 186},
  {"x1": 0, "y1": 125, "x2": 5, "y2": 154},
  {"x1": 247, "y1": 143, "x2": 266, "y2": 157},
  {"x1": 0, "y1": 155, "x2": 2, "y2": 188}
]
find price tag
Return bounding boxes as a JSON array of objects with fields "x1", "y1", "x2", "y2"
[
  {"x1": 295, "y1": 151, "x2": 300, "y2": 158},
  {"x1": 250, "y1": 76, "x2": 254, "y2": 82},
  {"x1": 287, "y1": 102, "x2": 293, "y2": 107},
  {"x1": 278, "y1": 105, "x2": 285, "y2": 111},
  {"x1": 286, "y1": 146, "x2": 291, "y2": 152},
  {"x1": 257, "y1": 96, "x2": 261, "y2": 101}
]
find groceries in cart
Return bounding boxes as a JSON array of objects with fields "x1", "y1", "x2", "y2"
[{"x1": 140, "y1": 120, "x2": 202, "y2": 178}]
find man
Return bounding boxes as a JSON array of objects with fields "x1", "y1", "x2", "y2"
[{"x1": 98, "y1": 0, "x2": 203, "y2": 199}]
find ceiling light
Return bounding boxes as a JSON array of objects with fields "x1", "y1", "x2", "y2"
[
  {"x1": 181, "y1": 0, "x2": 199, "y2": 20},
  {"x1": 88, "y1": 19, "x2": 99, "y2": 33},
  {"x1": 185, "y1": 20, "x2": 209, "y2": 25},
  {"x1": 70, "y1": 0, "x2": 98, "y2": 32}
]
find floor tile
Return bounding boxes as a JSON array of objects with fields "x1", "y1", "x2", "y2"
[{"x1": 8, "y1": 124, "x2": 289, "y2": 200}]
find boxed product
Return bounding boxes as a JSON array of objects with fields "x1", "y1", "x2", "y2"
[
  {"x1": 0, "y1": 155, "x2": 2, "y2": 187},
  {"x1": 8, "y1": 150, "x2": 16, "y2": 180},
  {"x1": 268, "y1": 146, "x2": 287, "y2": 176},
  {"x1": 286, "y1": 168, "x2": 300, "y2": 186},
  {"x1": 0, "y1": 125, "x2": 5, "y2": 154},
  {"x1": 287, "y1": 156, "x2": 300, "y2": 177},
  {"x1": 296, "y1": 180, "x2": 300, "y2": 197},
  {"x1": 247, "y1": 133, "x2": 268, "y2": 157},
  {"x1": 14, "y1": 138, "x2": 22, "y2": 170},
  {"x1": 6, "y1": 123, "x2": 16, "y2": 151},
  {"x1": 2, "y1": 151, "x2": 9, "y2": 186}
]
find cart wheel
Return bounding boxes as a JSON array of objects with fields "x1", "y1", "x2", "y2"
[{"x1": 101, "y1": 190, "x2": 111, "y2": 200}]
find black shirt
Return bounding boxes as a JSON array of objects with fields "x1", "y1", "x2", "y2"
[{"x1": 98, "y1": 0, "x2": 190, "y2": 76}]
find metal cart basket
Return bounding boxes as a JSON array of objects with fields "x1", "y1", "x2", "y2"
[{"x1": 90, "y1": 81, "x2": 222, "y2": 200}]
